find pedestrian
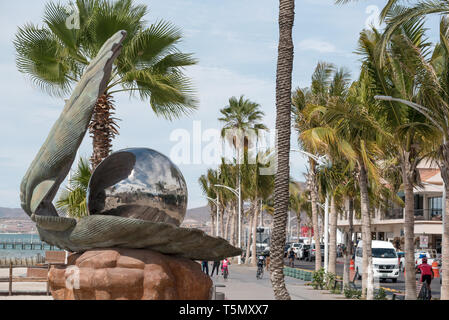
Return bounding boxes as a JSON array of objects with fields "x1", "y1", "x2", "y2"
[
  {"x1": 210, "y1": 260, "x2": 220, "y2": 276},
  {"x1": 201, "y1": 260, "x2": 209, "y2": 275},
  {"x1": 288, "y1": 248, "x2": 295, "y2": 267}
]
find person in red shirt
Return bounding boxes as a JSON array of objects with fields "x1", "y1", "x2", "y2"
[{"x1": 417, "y1": 257, "x2": 433, "y2": 298}]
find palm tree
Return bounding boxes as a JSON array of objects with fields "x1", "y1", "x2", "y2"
[
  {"x1": 199, "y1": 169, "x2": 220, "y2": 236},
  {"x1": 270, "y1": 0, "x2": 295, "y2": 300},
  {"x1": 293, "y1": 62, "x2": 351, "y2": 271},
  {"x1": 356, "y1": 20, "x2": 441, "y2": 298},
  {"x1": 243, "y1": 151, "x2": 275, "y2": 265},
  {"x1": 301, "y1": 73, "x2": 389, "y2": 299},
  {"x1": 289, "y1": 181, "x2": 312, "y2": 243},
  {"x1": 56, "y1": 158, "x2": 92, "y2": 218},
  {"x1": 219, "y1": 96, "x2": 267, "y2": 256},
  {"x1": 14, "y1": 0, "x2": 197, "y2": 168}
]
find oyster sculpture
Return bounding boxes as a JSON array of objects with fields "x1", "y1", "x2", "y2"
[{"x1": 20, "y1": 30, "x2": 241, "y2": 261}]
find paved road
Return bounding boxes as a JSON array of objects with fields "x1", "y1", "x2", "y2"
[
  {"x1": 287, "y1": 258, "x2": 442, "y2": 298},
  {"x1": 211, "y1": 264, "x2": 345, "y2": 300}
]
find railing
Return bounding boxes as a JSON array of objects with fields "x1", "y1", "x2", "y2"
[
  {"x1": 384, "y1": 208, "x2": 404, "y2": 220},
  {"x1": 384, "y1": 208, "x2": 443, "y2": 221},
  {"x1": 0, "y1": 239, "x2": 61, "y2": 250}
]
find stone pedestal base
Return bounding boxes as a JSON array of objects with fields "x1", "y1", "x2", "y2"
[{"x1": 48, "y1": 248, "x2": 212, "y2": 300}]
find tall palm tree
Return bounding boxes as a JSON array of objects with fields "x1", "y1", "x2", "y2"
[
  {"x1": 270, "y1": 0, "x2": 295, "y2": 300},
  {"x1": 293, "y1": 62, "x2": 351, "y2": 271},
  {"x1": 14, "y1": 0, "x2": 197, "y2": 168},
  {"x1": 219, "y1": 96, "x2": 267, "y2": 256},
  {"x1": 199, "y1": 169, "x2": 220, "y2": 236},
  {"x1": 357, "y1": 20, "x2": 441, "y2": 298},
  {"x1": 301, "y1": 74, "x2": 388, "y2": 299},
  {"x1": 241, "y1": 151, "x2": 275, "y2": 265}
]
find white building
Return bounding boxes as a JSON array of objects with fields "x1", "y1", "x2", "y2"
[{"x1": 337, "y1": 160, "x2": 443, "y2": 253}]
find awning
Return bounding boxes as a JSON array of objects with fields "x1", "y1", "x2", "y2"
[{"x1": 414, "y1": 223, "x2": 442, "y2": 235}]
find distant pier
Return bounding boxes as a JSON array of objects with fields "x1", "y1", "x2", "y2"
[{"x1": 0, "y1": 239, "x2": 58, "y2": 251}]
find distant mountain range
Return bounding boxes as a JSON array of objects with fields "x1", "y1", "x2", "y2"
[
  {"x1": 0, "y1": 207, "x2": 28, "y2": 219},
  {"x1": 0, "y1": 205, "x2": 211, "y2": 223}
]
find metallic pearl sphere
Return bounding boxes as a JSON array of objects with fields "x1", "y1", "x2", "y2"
[{"x1": 87, "y1": 148, "x2": 187, "y2": 226}]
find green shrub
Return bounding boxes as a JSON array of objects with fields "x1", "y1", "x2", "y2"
[
  {"x1": 324, "y1": 272, "x2": 337, "y2": 290},
  {"x1": 343, "y1": 286, "x2": 362, "y2": 299},
  {"x1": 375, "y1": 288, "x2": 387, "y2": 300},
  {"x1": 312, "y1": 268, "x2": 326, "y2": 289}
]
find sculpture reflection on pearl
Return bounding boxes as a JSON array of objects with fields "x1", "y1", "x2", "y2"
[{"x1": 87, "y1": 148, "x2": 187, "y2": 226}]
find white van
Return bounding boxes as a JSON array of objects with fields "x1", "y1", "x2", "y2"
[{"x1": 354, "y1": 240, "x2": 399, "y2": 283}]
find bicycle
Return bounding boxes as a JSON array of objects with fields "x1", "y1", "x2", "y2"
[
  {"x1": 222, "y1": 267, "x2": 229, "y2": 280},
  {"x1": 256, "y1": 264, "x2": 264, "y2": 279},
  {"x1": 417, "y1": 281, "x2": 431, "y2": 300}
]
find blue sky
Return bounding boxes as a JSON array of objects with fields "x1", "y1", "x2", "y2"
[{"x1": 0, "y1": 0, "x2": 439, "y2": 209}]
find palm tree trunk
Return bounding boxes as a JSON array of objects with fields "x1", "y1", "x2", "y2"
[
  {"x1": 343, "y1": 197, "x2": 354, "y2": 288},
  {"x1": 439, "y1": 150, "x2": 449, "y2": 300},
  {"x1": 210, "y1": 205, "x2": 216, "y2": 236},
  {"x1": 251, "y1": 201, "x2": 260, "y2": 266},
  {"x1": 402, "y1": 158, "x2": 417, "y2": 300},
  {"x1": 358, "y1": 162, "x2": 374, "y2": 300},
  {"x1": 328, "y1": 196, "x2": 337, "y2": 274},
  {"x1": 245, "y1": 206, "x2": 254, "y2": 265},
  {"x1": 89, "y1": 93, "x2": 119, "y2": 169},
  {"x1": 270, "y1": 0, "x2": 294, "y2": 301},
  {"x1": 224, "y1": 207, "x2": 231, "y2": 241},
  {"x1": 230, "y1": 206, "x2": 236, "y2": 246},
  {"x1": 442, "y1": 181, "x2": 449, "y2": 300},
  {"x1": 309, "y1": 160, "x2": 322, "y2": 270},
  {"x1": 220, "y1": 206, "x2": 225, "y2": 238}
]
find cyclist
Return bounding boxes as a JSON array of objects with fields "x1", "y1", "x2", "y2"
[
  {"x1": 221, "y1": 258, "x2": 230, "y2": 279},
  {"x1": 257, "y1": 254, "x2": 265, "y2": 279},
  {"x1": 417, "y1": 257, "x2": 433, "y2": 299}
]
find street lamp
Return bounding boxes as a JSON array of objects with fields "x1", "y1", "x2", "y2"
[
  {"x1": 291, "y1": 148, "x2": 331, "y2": 273},
  {"x1": 215, "y1": 184, "x2": 242, "y2": 264},
  {"x1": 205, "y1": 195, "x2": 219, "y2": 237}
]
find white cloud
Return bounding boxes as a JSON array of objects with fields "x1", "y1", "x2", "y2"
[{"x1": 297, "y1": 39, "x2": 337, "y2": 53}]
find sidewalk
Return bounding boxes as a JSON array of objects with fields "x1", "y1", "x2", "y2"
[{"x1": 211, "y1": 264, "x2": 346, "y2": 300}]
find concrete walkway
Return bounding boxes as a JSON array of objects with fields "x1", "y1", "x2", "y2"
[
  {"x1": 211, "y1": 264, "x2": 346, "y2": 300},
  {"x1": 0, "y1": 264, "x2": 346, "y2": 300}
]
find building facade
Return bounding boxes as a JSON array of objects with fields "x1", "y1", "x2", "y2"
[{"x1": 337, "y1": 160, "x2": 443, "y2": 253}]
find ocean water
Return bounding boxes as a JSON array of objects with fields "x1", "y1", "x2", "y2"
[{"x1": 0, "y1": 233, "x2": 61, "y2": 258}]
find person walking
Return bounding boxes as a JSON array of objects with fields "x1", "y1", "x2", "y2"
[
  {"x1": 201, "y1": 260, "x2": 209, "y2": 275},
  {"x1": 288, "y1": 248, "x2": 295, "y2": 267},
  {"x1": 210, "y1": 260, "x2": 220, "y2": 277},
  {"x1": 417, "y1": 257, "x2": 434, "y2": 299}
]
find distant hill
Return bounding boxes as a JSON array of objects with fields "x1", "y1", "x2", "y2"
[
  {"x1": 0, "y1": 207, "x2": 28, "y2": 219},
  {"x1": 183, "y1": 205, "x2": 210, "y2": 224},
  {"x1": 0, "y1": 205, "x2": 212, "y2": 224}
]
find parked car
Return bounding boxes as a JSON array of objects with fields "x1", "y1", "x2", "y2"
[
  {"x1": 415, "y1": 249, "x2": 437, "y2": 271},
  {"x1": 355, "y1": 240, "x2": 399, "y2": 283},
  {"x1": 307, "y1": 243, "x2": 324, "y2": 262}
]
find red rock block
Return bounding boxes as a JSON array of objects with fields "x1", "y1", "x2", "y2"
[{"x1": 48, "y1": 248, "x2": 212, "y2": 300}]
